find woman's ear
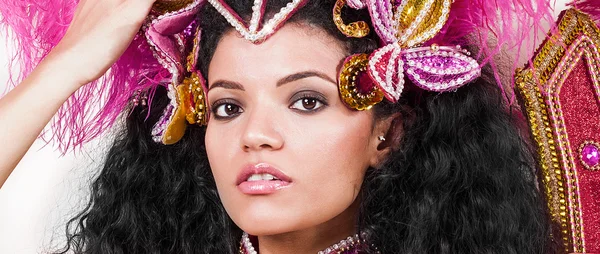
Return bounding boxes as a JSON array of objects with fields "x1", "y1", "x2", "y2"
[{"x1": 369, "y1": 112, "x2": 404, "y2": 168}]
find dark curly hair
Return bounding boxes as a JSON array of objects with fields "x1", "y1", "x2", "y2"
[{"x1": 58, "y1": 0, "x2": 558, "y2": 253}]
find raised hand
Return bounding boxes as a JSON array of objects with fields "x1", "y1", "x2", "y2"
[
  {"x1": 0, "y1": 0, "x2": 157, "y2": 188},
  {"x1": 50, "y1": 0, "x2": 157, "y2": 86}
]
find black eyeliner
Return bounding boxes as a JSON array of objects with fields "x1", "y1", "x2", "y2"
[
  {"x1": 289, "y1": 90, "x2": 329, "y2": 106},
  {"x1": 211, "y1": 98, "x2": 243, "y2": 120}
]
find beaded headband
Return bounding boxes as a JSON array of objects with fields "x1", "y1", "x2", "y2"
[
  {"x1": 0, "y1": 0, "x2": 555, "y2": 150},
  {"x1": 208, "y1": 0, "x2": 309, "y2": 43}
]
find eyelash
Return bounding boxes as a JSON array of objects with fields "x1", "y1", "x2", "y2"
[
  {"x1": 211, "y1": 99, "x2": 243, "y2": 120},
  {"x1": 210, "y1": 91, "x2": 329, "y2": 120},
  {"x1": 288, "y1": 91, "x2": 328, "y2": 113}
]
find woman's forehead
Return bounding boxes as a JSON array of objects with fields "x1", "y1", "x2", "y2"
[{"x1": 207, "y1": 24, "x2": 347, "y2": 85}]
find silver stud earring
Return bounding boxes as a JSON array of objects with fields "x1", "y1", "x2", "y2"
[{"x1": 378, "y1": 136, "x2": 386, "y2": 142}]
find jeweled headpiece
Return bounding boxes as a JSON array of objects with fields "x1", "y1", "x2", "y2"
[
  {"x1": 0, "y1": 0, "x2": 555, "y2": 149},
  {"x1": 334, "y1": 0, "x2": 480, "y2": 109},
  {"x1": 208, "y1": 0, "x2": 308, "y2": 43}
]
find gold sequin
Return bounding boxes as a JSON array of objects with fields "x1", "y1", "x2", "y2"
[
  {"x1": 162, "y1": 71, "x2": 208, "y2": 144},
  {"x1": 183, "y1": 71, "x2": 208, "y2": 126},
  {"x1": 163, "y1": 83, "x2": 193, "y2": 145},
  {"x1": 338, "y1": 54, "x2": 384, "y2": 110},
  {"x1": 333, "y1": 0, "x2": 371, "y2": 38},
  {"x1": 396, "y1": 0, "x2": 451, "y2": 47}
]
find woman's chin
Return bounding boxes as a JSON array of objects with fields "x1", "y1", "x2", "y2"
[
  {"x1": 237, "y1": 221, "x2": 301, "y2": 237},
  {"x1": 231, "y1": 208, "x2": 314, "y2": 236}
]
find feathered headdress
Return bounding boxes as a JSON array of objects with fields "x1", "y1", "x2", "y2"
[{"x1": 0, "y1": 0, "x2": 554, "y2": 151}]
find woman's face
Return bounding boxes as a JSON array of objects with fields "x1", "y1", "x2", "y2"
[{"x1": 205, "y1": 24, "x2": 383, "y2": 236}]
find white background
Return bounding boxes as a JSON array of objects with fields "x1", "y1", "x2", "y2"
[{"x1": 0, "y1": 1, "x2": 571, "y2": 253}]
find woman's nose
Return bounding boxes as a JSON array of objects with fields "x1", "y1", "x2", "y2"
[{"x1": 240, "y1": 106, "x2": 284, "y2": 152}]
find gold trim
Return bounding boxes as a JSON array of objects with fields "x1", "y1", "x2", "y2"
[
  {"x1": 515, "y1": 70, "x2": 571, "y2": 249},
  {"x1": 529, "y1": 10, "x2": 600, "y2": 85},
  {"x1": 514, "y1": 9, "x2": 600, "y2": 253},
  {"x1": 184, "y1": 71, "x2": 208, "y2": 125}
]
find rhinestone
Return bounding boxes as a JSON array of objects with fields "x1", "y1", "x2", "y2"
[{"x1": 581, "y1": 142, "x2": 600, "y2": 168}]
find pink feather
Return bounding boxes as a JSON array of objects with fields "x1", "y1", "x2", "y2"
[
  {"x1": 429, "y1": 0, "x2": 555, "y2": 102},
  {"x1": 570, "y1": 0, "x2": 600, "y2": 25},
  {"x1": 0, "y1": 0, "x2": 168, "y2": 152}
]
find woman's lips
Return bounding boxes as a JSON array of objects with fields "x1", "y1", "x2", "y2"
[
  {"x1": 238, "y1": 180, "x2": 291, "y2": 194},
  {"x1": 236, "y1": 163, "x2": 292, "y2": 195}
]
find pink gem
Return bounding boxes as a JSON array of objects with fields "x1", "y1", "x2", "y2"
[{"x1": 581, "y1": 143, "x2": 600, "y2": 168}]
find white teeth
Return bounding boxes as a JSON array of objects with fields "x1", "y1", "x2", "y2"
[
  {"x1": 246, "y1": 173, "x2": 279, "y2": 181},
  {"x1": 247, "y1": 174, "x2": 262, "y2": 181},
  {"x1": 263, "y1": 174, "x2": 275, "y2": 181}
]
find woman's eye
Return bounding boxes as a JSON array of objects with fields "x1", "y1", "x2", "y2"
[
  {"x1": 213, "y1": 103, "x2": 244, "y2": 119},
  {"x1": 290, "y1": 97, "x2": 325, "y2": 112}
]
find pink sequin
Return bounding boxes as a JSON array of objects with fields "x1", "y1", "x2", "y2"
[{"x1": 558, "y1": 58, "x2": 600, "y2": 252}]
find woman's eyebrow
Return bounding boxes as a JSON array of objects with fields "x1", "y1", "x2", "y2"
[
  {"x1": 208, "y1": 70, "x2": 336, "y2": 91},
  {"x1": 208, "y1": 80, "x2": 245, "y2": 91},
  {"x1": 276, "y1": 71, "x2": 336, "y2": 87}
]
